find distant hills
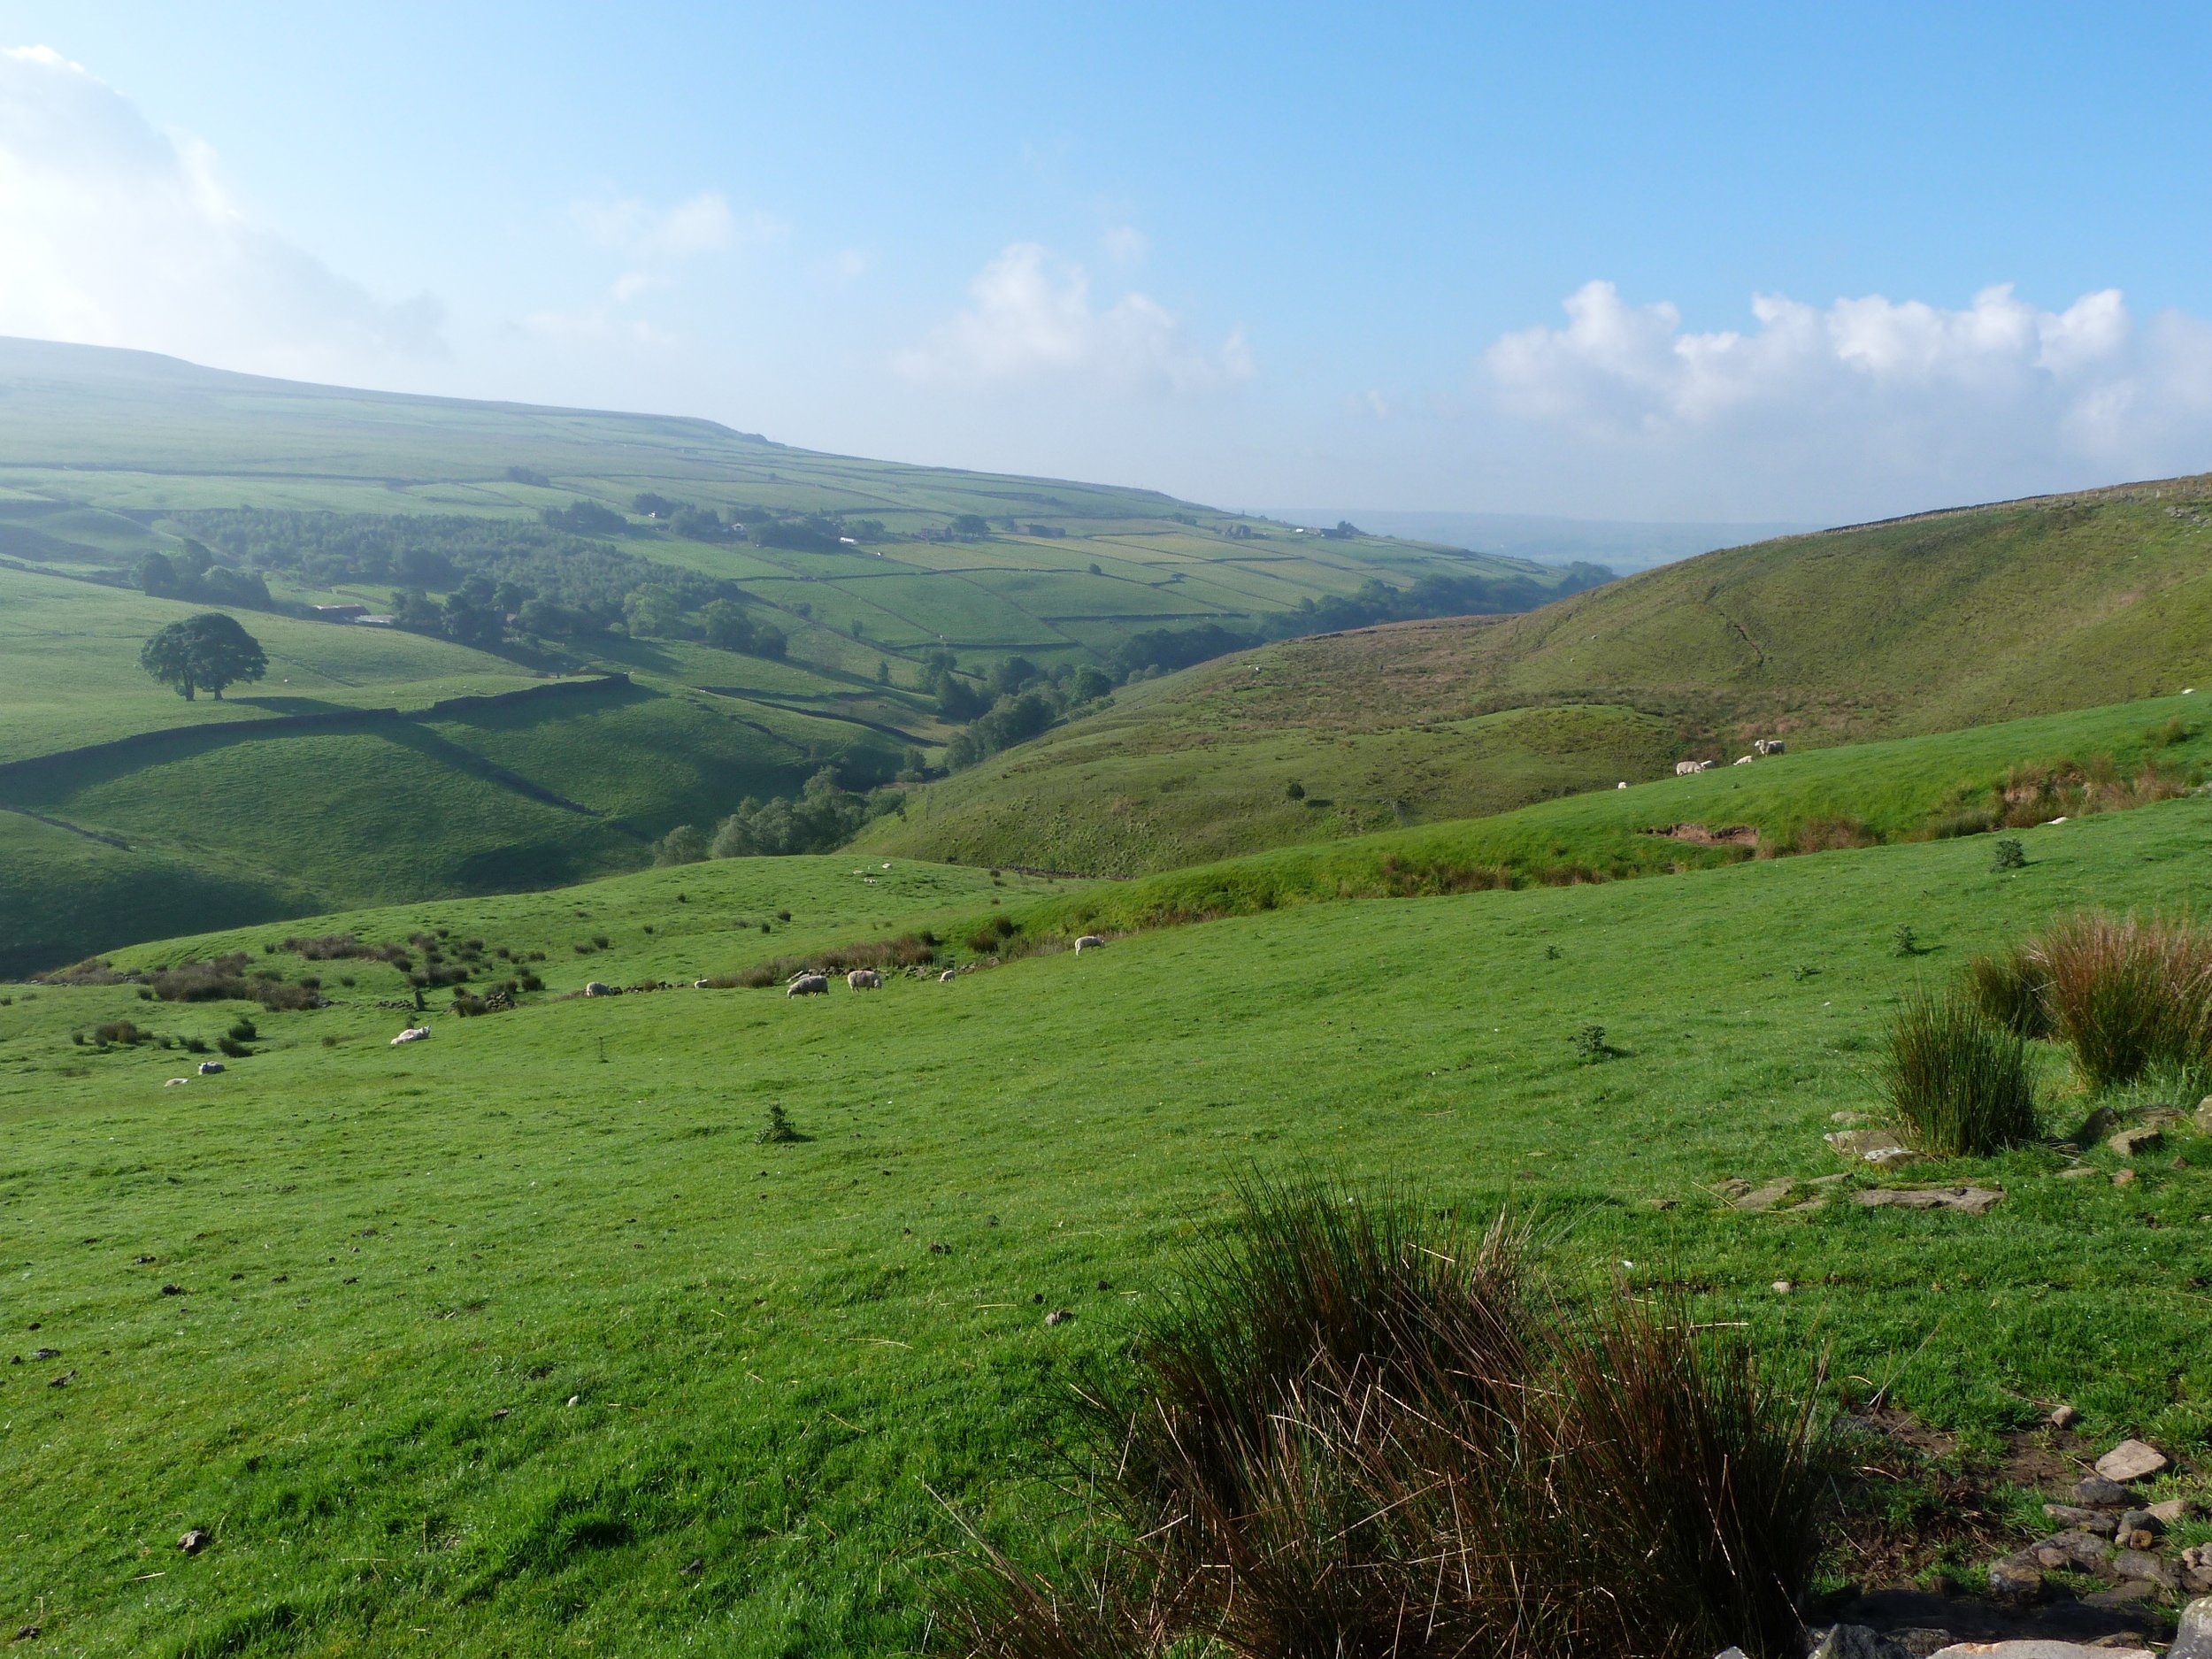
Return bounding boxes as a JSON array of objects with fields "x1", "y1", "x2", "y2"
[
  {"x1": 859, "y1": 473, "x2": 2212, "y2": 874},
  {"x1": 1259, "y1": 509, "x2": 1817, "y2": 572}
]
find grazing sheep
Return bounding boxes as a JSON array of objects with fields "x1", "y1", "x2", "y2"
[
  {"x1": 847, "y1": 968, "x2": 882, "y2": 990},
  {"x1": 939, "y1": 968, "x2": 956, "y2": 983},
  {"x1": 1074, "y1": 934, "x2": 1106, "y2": 953},
  {"x1": 787, "y1": 973, "x2": 829, "y2": 997},
  {"x1": 1754, "y1": 738, "x2": 1787, "y2": 756},
  {"x1": 1617, "y1": 781, "x2": 1628, "y2": 789},
  {"x1": 164, "y1": 1077, "x2": 189, "y2": 1087},
  {"x1": 583, "y1": 981, "x2": 613, "y2": 997},
  {"x1": 693, "y1": 978, "x2": 710, "y2": 988},
  {"x1": 197, "y1": 1060, "x2": 226, "y2": 1074},
  {"x1": 1674, "y1": 759, "x2": 1714, "y2": 776},
  {"x1": 1734, "y1": 755, "x2": 1755, "y2": 765},
  {"x1": 389, "y1": 1026, "x2": 430, "y2": 1046}
]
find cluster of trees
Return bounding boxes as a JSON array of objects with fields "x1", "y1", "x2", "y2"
[
  {"x1": 921, "y1": 651, "x2": 1115, "y2": 770},
  {"x1": 138, "y1": 612, "x2": 267, "y2": 701},
  {"x1": 134, "y1": 540, "x2": 273, "y2": 610},
  {"x1": 654, "y1": 766, "x2": 901, "y2": 864}
]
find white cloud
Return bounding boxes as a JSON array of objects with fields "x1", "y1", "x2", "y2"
[
  {"x1": 1483, "y1": 280, "x2": 2212, "y2": 492},
  {"x1": 572, "y1": 191, "x2": 785, "y2": 261},
  {"x1": 0, "y1": 44, "x2": 442, "y2": 373},
  {"x1": 1101, "y1": 224, "x2": 1150, "y2": 266},
  {"x1": 894, "y1": 242, "x2": 1253, "y2": 396}
]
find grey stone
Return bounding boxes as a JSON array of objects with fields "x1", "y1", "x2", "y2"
[
  {"x1": 1734, "y1": 1179, "x2": 1798, "y2": 1211},
  {"x1": 2040, "y1": 1504, "x2": 2116, "y2": 1534},
  {"x1": 178, "y1": 1529, "x2": 208, "y2": 1554},
  {"x1": 2149, "y1": 1497, "x2": 2200, "y2": 1524},
  {"x1": 1930, "y1": 1645, "x2": 2153, "y2": 1659},
  {"x1": 1808, "y1": 1626, "x2": 1910, "y2": 1659},
  {"x1": 2094, "y1": 1439, "x2": 2169, "y2": 1482},
  {"x1": 1827, "y1": 1128, "x2": 1914, "y2": 1162},
  {"x1": 2108, "y1": 1125, "x2": 2164, "y2": 1158},
  {"x1": 1985, "y1": 1554, "x2": 2045, "y2": 1603},
  {"x1": 1713, "y1": 1648, "x2": 1749, "y2": 1659},
  {"x1": 2110, "y1": 1548, "x2": 2177, "y2": 1590},
  {"x1": 2173, "y1": 1597, "x2": 2212, "y2": 1659},
  {"x1": 2195, "y1": 1097, "x2": 2212, "y2": 1135},
  {"x1": 2029, "y1": 1531, "x2": 2109, "y2": 1571},
  {"x1": 2070, "y1": 1105, "x2": 2119, "y2": 1146},
  {"x1": 2117, "y1": 1508, "x2": 2163, "y2": 1538},
  {"x1": 2070, "y1": 1474, "x2": 2132, "y2": 1507},
  {"x1": 2048, "y1": 1402, "x2": 2080, "y2": 1429},
  {"x1": 2081, "y1": 1580, "x2": 2158, "y2": 1609},
  {"x1": 1855, "y1": 1186, "x2": 2005, "y2": 1215}
]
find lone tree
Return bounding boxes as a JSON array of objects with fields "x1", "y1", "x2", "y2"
[{"x1": 139, "y1": 612, "x2": 268, "y2": 702}]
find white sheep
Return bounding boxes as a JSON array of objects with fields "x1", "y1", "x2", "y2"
[
  {"x1": 1074, "y1": 935, "x2": 1106, "y2": 953},
  {"x1": 787, "y1": 973, "x2": 829, "y2": 997},
  {"x1": 847, "y1": 968, "x2": 882, "y2": 990}
]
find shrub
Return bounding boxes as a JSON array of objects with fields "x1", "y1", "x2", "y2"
[
  {"x1": 148, "y1": 954, "x2": 254, "y2": 1002},
  {"x1": 757, "y1": 1104, "x2": 806, "y2": 1144},
  {"x1": 1574, "y1": 1023, "x2": 1612, "y2": 1064},
  {"x1": 947, "y1": 1179, "x2": 1830, "y2": 1659},
  {"x1": 2030, "y1": 910, "x2": 2212, "y2": 1089},
  {"x1": 227, "y1": 1017, "x2": 258, "y2": 1043},
  {"x1": 181, "y1": 1036, "x2": 211, "y2": 1055},
  {"x1": 216, "y1": 1036, "x2": 251, "y2": 1059},
  {"x1": 93, "y1": 1020, "x2": 148, "y2": 1046},
  {"x1": 1990, "y1": 837, "x2": 2026, "y2": 872},
  {"x1": 283, "y1": 933, "x2": 370, "y2": 960},
  {"x1": 1880, "y1": 987, "x2": 2038, "y2": 1155},
  {"x1": 1966, "y1": 945, "x2": 2054, "y2": 1039},
  {"x1": 1891, "y1": 924, "x2": 1920, "y2": 956},
  {"x1": 592, "y1": 934, "x2": 610, "y2": 949}
]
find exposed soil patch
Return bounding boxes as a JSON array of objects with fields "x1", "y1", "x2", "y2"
[{"x1": 1641, "y1": 821, "x2": 1762, "y2": 848}]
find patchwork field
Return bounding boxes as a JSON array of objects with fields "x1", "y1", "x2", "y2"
[{"x1": 3, "y1": 769, "x2": 2209, "y2": 1653}]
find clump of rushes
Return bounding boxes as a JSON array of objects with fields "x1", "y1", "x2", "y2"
[
  {"x1": 946, "y1": 1177, "x2": 1831, "y2": 1659},
  {"x1": 1880, "y1": 985, "x2": 2038, "y2": 1155},
  {"x1": 2029, "y1": 910, "x2": 2212, "y2": 1090},
  {"x1": 1965, "y1": 943, "x2": 2055, "y2": 1039}
]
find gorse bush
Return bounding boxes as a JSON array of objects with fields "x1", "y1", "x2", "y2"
[
  {"x1": 1880, "y1": 987, "x2": 2038, "y2": 1155},
  {"x1": 1966, "y1": 944, "x2": 2055, "y2": 1039},
  {"x1": 949, "y1": 1179, "x2": 1832, "y2": 1659},
  {"x1": 2029, "y1": 910, "x2": 2212, "y2": 1090}
]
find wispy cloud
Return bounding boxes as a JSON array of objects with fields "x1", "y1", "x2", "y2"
[
  {"x1": 895, "y1": 242, "x2": 1253, "y2": 396},
  {"x1": 571, "y1": 191, "x2": 785, "y2": 261},
  {"x1": 0, "y1": 44, "x2": 442, "y2": 373}
]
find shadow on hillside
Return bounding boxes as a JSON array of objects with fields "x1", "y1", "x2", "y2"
[{"x1": 229, "y1": 695, "x2": 353, "y2": 717}]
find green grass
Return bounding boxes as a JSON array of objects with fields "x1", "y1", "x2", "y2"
[
  {"x1": 864, "y1": 477, "x2": 2212, "y2": 872},
  {"x1": 902, "y1": 689, "x2": 2212, "y2": 933},
  {"x1": 4, "y1": 790, "x2": 2210, "y2": 1653}
]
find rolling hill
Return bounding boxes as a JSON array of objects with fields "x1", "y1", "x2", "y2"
[
  {"x1": 856, "y1": 474, "x2": 2212, "y2": 873},
  {"x1": 0, "y1": 340, "x2": 1598, "y2": 970},
  {"x1": 4, "y1": 718, "x2": 2210, "y2": 1652}
]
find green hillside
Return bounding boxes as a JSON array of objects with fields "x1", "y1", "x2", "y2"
[
  {"x1": 859, "y1": 474, "x2": 2212, "y2": 872},
  {"x1": 4, "y1": 734, "x2": 2209, "y2": 1652},
  {"x1": 0, "y1": 339, "x2": 1601, "y2": 965}
]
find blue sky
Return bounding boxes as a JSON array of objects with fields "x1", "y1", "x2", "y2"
[{"x1": 4, "y1": 2, "x2": 2210, "y2": 521}]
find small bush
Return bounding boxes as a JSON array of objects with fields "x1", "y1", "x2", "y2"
[
  {"x1": 92, "y1": 1020, "x2": 148, "y2": 1046},
  {"x1": 181, "y1": 1036, "x2": 211, "y2": 1055},
  {"x1": 518, "y1": 972, "x2": 544, "y2": 993},
  {"x1": 284, "y1": 933, "x2": 370, "y2": 960},
  {"x1": 1891, "y1": 924, "x2": 1920, "y2": 957},
  {"x1": 148, "y1": 953, "x2": 254, "y2": 1002},
  {"x1": 227, "y1": 1016, "x2": 257, "y2": 1042},
  {"x1": 1990, "y1": 837, "x2": 2026, "y2": 872},
  {"x1": 1880, "y1": 987, "x2": 2038, "y2": 1155},
  {"x1": 592, "y1": 933, "x2": 611, "y2": 949},
  {"x1": 2031, "y1": 910, "x2": 2212, "y2": 1089},
  {"x1": 216, "y1": 1035, "x2": 251, "y2": 1059},
  {"x1": 1574, "y1": 1023, "x2": 1612, "y2": 1064},
  {"x1": 757, "y1": 1104, "x2": 807, "y2": 1143}
]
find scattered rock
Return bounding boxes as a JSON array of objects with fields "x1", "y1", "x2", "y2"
[
  {"x1": 1985, "y1": 1555, "x2": 2045, "y2": 1604},
  {"x1": 2111, "y1": 1169, "x2": 2136, "y2": 1187},
  {"x1": 1044, "y1": 1309, "x2": 1072, "y2": 1326},
  {"x1": 1772, "y1": 1279, "x2": 1794, "y2": 1294},
  {"x1": 2108, "y1": 1126, "x2": 2163, "y2": 1158},
  {"x1": 2029, "y1": 1532, "x2": 2109, "y2": 1571},
  {"x1": 1855, "y1": 1186, "x2": 2005, "y2": 1215},
  {"x1": 2056, "y1": 1165, "x2": 2099, "y2": 1179},
  {"x1": 2070, "y1": 1475, "x2": 2132, "y2": 1508},
  {"x1": 680, "y1": 1557, "x2": 703, "y2": 1575},
  {"x1": 1734, "y1": 1179, "x2": 1798, "y2": 1211},
  {"x1": 1648, "y1": 1197, "x2": 1678, "y2": 1210},
  {"x1": 2040, "y1": 1504, "x2": 2115, "y2": 1533},
  {"x1": 14, "y1": 1626, "x2": 38, "y2": 1641},
  {"x1": 2110, "y1": 1549, "x2": 2177, "y2": 1591},
  {"x1": 2148, "y1": 1497, "x2": 2199, "y2": 1525},
  {"x1": 2093, "y1": 1440, "x2": 2169, "y2": 1482},
  {"x1": 2117, "y1": 1508, "x2": 2164, "y2": 1540},
  {"x1": 47, "y1": 1370, "x2": 73, "y2": 1387},
  {"x1": 1809, "y1": 1626, "x2": 1912, "y2": 1659},
  {"x1": 178, "y1": 1528, "x2": 208, "y2": 1554},
  {"x1": 2195, "y1": 1098, "x2": 2212, "y2": 1136},
  {"x1": 490, "y1": 1408, "x2": 510, "y2": 1420},
  {"x1": 565, "y1": 1394, "x2": 580, "y2": 1408},
  {"x1": 927, "y1": 1242, "x2": 950, "y2": 1255},
  {"x1": 1932, "y1": 1641, "x2": 2150, "y2": 1657},
  {"x1": 2049, "y1": 1403, "x2": 2080, "y2": 1429},
  {"x1": 2171, "y1": 1596, "x2": 2212, "y2": 1659},
  {"x1": 30, "y1": 1348, "x2": 57, "y2": 1362},
  {"x1": 1828, "y1": 1128, "x2": 1918, "y2": 1164},
  {"x1": 2183, "y1": 1553, "x2": 2212, "y2": 1595},
  {"x1": 159, "y1": 1283, "x2": 185, "y2": 1297},
  {"x1": 2082, "y1": 1581, "x2": 2158, "y2": 1609}
]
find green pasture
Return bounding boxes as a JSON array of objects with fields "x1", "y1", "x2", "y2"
[{"x1": 3, "y1": 789, "x2": 2209, "y2": 1654}]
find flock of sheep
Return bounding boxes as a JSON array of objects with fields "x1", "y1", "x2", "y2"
[
  {"x1": 785, "y1": 934, "x2": 1106, "y2": 996},
  {"x1": 1673, "y1": 737, "x2": 1786, "y2": 777}
]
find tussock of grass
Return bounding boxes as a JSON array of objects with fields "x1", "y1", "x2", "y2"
[
  {"x1": 950, "y1": 1179, "x2": 1830, "y2": 1659},
  {"x1": 2031, "y1": 910, "x2": 2212, "y2": 1090},
  {"x1": 1880, "y1": 987, "x2": 2039, "y2": 1155},
  {"x1": 1965, "y1": 943, "x2": 2055, "y2": 1039}
]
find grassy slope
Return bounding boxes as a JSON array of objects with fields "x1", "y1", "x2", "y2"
[
  {"x1": 861, "y1": 478, "x2": 2212, "y2": 872},
  {"x1": 3, "y1": 792, "x2": 2209, "y2": 1652}
]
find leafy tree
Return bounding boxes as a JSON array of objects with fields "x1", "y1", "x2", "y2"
[
  {"x1": 875, "y1": 659, "x2": 892, "y2": 685},
  {"x1": 504, "y1": 465, "x2": 551, "y2": 487},
  {"x1": 140, "y1": 612, "x2": 268, "y2": 702},
  {"x1": 622, "y1": 584, "x2": 687, "y2": 640},
  {"x1": 391, "y1": 588, "x2": 443, "y2": 633},
  {"x1": 702, "y1": 598, "x2": 757, "y2": 652},
  {"x1": 541, "y1": 499, "x2": 628, "y2": 536},
  {"x1": 1068, "y1": 664, "x2": 1113, "y2": 703},
  {"x1": 988, "y1": 656, "x2": 1042, "y2": 697},
  {"x1": 750, "y1": 622, "x2": 787, "y2": 660},
  {"x1": 710, "y1": 767, "x2": 893, "y2": 856},
  {"x1": 949, "y1": 513, "x2": 990, "y2": 539},
  {"x1": 135, "y1": 552, "x2": 178, "y2": 595},
  {"x1": 654, "y1": 824, "x2": 710, "y2": 865},
  {"x1": 632, "y1": 492, "x2": 681, "y2": 517},
  {"x1": 173, "y1": 539, "x2": 215, "y2": 582},
  {"x1": 671, "y1": 506, "x2": 723, "y2": 539},
  {"x1": 442, "y1": 577, "x2": 503, "y2": 647}
]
